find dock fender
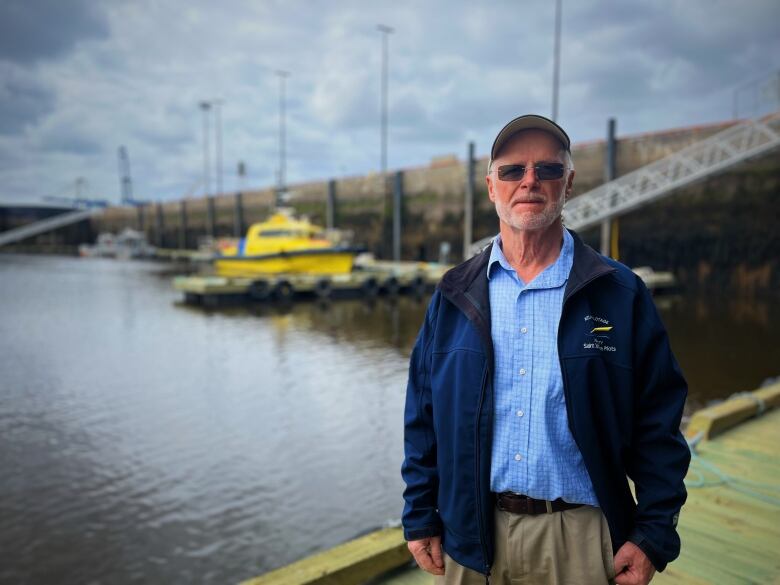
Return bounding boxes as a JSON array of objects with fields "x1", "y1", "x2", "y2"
[
  {"x1": 274, "y1": 280, "x2": 295, "y2": 301},
  {"x1": 384, "y1": 276, "x2": 400, "y2": 296},
  {"x1": 314, "y1": 278, "x2": 333, "y2": 299},
  {"x1": 411, "y1": 275, "x2": 426, "y2": 296},
  {"x1": 362, "y1": 277, "x2": 379, "y2": 298},
  {"x1": 248, "y1": 280, "x2": 271, "y2": 301}
]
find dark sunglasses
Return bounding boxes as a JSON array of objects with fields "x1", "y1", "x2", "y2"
[{"x1": 495, "y1": 162, "x2": 565, "y2": 181}]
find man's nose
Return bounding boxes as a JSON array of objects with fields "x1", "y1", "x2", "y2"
[{"x1": 521, "y1": 164, "x2": 540, "y2": 187}]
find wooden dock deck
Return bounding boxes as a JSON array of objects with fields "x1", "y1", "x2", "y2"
[{"x1": 238, "y1": 382, "x2": 780, "y2": 585}]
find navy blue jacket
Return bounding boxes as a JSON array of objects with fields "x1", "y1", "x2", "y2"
[{"x1": 401, "y1": 229, "x2": 690, "y2": 577}]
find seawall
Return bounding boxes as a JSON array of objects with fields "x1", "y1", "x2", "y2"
[{"x1": 88, "y1": 119, "x2": 780, "y2": 295}]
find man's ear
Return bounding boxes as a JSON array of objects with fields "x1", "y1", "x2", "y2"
[
  {"x1": 486, "y1": 174, "x2": 496, "y2": 203},
  {"x1": 565, "y1": 169, "x2": 575, "y2": 198}
]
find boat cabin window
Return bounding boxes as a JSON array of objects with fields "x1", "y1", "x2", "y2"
[
  {"x1": 252, "y1": 228, "x2": 320, "y2": 239},
  {"x1": 256, "y1": 229, "x2": 300, "y2": 238}
]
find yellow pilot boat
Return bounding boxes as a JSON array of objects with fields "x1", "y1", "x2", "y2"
[{"x1": 214, "y1": 211, "x2": 361, "y2": 277}]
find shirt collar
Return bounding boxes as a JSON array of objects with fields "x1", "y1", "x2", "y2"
[
  {"x1": 487, "y1": 234, "x2": 512, "y2": 280},
  {"x1": 487, "y1": 227, "x2": 574, "y2": 289}
]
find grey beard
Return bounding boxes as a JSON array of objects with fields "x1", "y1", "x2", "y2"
[{"x1": 495, "y1": 193, "x2": 565, "y2": 231}]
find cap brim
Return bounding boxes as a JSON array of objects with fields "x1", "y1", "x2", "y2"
[{"x1": 490, "y1": 115, "x2": 571, "y2": 161}]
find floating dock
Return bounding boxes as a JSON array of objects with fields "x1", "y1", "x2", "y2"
[
  {"x1": 155, "y1": 248, "x2": 214, "y2": 262},
  {"x1": 173, "y1": 258, "x2": 676, "y2": 307},
  {"x1": 238, "y1": 382, "x2": 780, "y2": 585},
  {"x1": 173, "y1": 261, "x2": 450, "y2": 306}
]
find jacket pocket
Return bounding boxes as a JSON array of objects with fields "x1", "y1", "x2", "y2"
[
  {"x1": 561, "y1": 355, "x2": 635, "y2": 459},
  {"x1": 430, "y1": 349, "x2": 485, "y2": 432},
  {"x1": 437, "y1": 462, "x2": 481, "y2": 542}
]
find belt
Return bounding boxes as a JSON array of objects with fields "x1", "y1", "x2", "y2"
[{"x1": 493, "y1": 492, "x2": 584, "y2": 515}]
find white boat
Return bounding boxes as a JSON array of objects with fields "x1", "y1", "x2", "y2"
[{"x1": 79, "y1": 228, "x2": 156, "y2": 259}]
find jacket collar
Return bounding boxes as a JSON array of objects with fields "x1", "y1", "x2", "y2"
[
  {"x1": 562, "y1": 228, "x2": 617, "y2": 301},
  {"x1": 438, "y1": 228, "x2": 616, "y2": 347},
  {"x1": 438, "y1": 243, "x2": 494, "y2": 364}
]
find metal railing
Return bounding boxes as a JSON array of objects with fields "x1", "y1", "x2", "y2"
[
  {"x1": 563, "y1": 110, "x2": 780, "y2": 231},
  {"x1": 469, "y1": 109, "x2": 780, "y2": 256}
]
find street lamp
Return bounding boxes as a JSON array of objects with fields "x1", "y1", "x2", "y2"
[
  {"x1": 551, "y1": 0, "x2": 562, "y2": 121},
  {"x1": 212, "y1": 99, "x2": 224, "y2": 197},
  {"x1": 275, "y1": 70, "x2": 290, "y2": 206},
  {"x1": 199, "y1": 101, "x2": 212, "y2": 197},
  {"x1": 377, "y1": 24, "x2": 394, "y2": 177}
]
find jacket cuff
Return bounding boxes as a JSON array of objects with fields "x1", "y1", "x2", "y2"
[
  {"x1": 628, "y1": 529, "x2": 667, "y2": 573},
  {"x1": 404, "y1": 524, "x2": 442, "y2": 541}
]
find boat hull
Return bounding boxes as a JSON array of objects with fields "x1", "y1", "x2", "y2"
[{"x1": 214, "y1": 249, "x2": 357, "y2": 277}]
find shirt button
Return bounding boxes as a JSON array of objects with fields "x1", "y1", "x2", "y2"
[
  {"x1": 519, "y1": 368, "x2": 527, "y2": 376},
  {"x1": 516, "y1": 410, "x2": 524, "y2": 417},
  {"x1": 514, "y1": 453, "x2": 523, "y2": 461},
  {"x1": 521, "y1": 327, "x2": 528, "y2": 334}
]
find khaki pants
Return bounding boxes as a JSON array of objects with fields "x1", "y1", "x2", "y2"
[{"x1": 435, "y1": 504, "x2": 616, "y2": 585}]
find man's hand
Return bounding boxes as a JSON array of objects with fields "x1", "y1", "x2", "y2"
[
  {"x1": 613, "y1": 541, "x2": 656, "y2": 585},
  {"x1": 407, "y1": 535, "x2": 445, "y2": 576}
]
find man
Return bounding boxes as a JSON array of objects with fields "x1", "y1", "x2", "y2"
[{"x1": 401, "y1": 114, "x2": 690, "y2": 585}]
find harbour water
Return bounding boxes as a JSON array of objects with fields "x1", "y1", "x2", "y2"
[{"x1": 1, "y1": 254, "x2": 777, "y2": 584}]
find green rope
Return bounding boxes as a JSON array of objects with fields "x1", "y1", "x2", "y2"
[{"x1": 684, "y1": 433, "x2": 780, "y2": 507}]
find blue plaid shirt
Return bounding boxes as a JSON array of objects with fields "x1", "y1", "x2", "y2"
[{"x1": 487, "y1": 229, "x2": 598, "y2": 505}]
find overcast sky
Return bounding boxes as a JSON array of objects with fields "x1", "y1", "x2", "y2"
[{"x1": 0, "y1": 0, "x2": 778, "y2": 205}]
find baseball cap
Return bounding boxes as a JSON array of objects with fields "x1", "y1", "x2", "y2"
[{"x1": 490, "y1": 114, "x2": 571, "y2": 164}]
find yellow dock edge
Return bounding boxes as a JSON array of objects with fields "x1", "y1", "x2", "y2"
[
  {"x1": 686, "y1": 381, "x2": 780, "y2": 440},
  {"x1": 238, "y1": 527, "x2": 411, "y2": 585}
]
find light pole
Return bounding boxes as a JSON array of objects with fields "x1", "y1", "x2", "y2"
[
  {"x1": 199, "y1": 101, "x2": 212, "y2": 197},
  {"x1": 377, "y1": 24, "x2": 394, "y2": 178},
  {"x1": 551, "y1": 0, "x2": 562, "y2": 121},
  {"x1": 213, "y1": 99, "x2": 224, "y2": 197},
  {"x1": 275, "y1": 70, "x2": 290, "y2": 207}
]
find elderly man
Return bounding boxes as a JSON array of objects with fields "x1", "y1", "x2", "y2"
[{"x1": 401, "y1": 114, "x2": 689, "y2": 585}]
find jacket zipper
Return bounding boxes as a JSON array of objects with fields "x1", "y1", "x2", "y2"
[
  {"x1": 474, "y1": 362, "x2": 491, "y2": 583},
  {"x1": 443, "y1": 286, "x2": 499, "y2": 583}
]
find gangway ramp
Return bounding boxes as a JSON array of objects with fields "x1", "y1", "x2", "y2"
[
  {"x1": 0, "y1": 208, "x2": 98, "y2": 247},
  {"x1": 563, "y1": 111, "x2": 780, "y2": 231}
]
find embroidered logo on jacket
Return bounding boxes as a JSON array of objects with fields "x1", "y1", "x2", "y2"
[{"x1": 583, "y1": 315, "x2": 616, "y2": 352}]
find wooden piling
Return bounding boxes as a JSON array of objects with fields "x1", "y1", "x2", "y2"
[{"x1": 179, "y1": 200, "x2": 188, "y2": 249}]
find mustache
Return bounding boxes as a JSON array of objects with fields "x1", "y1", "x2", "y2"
[{"x1": 511, "y1": 194, "x2": 547, "y2": 204}]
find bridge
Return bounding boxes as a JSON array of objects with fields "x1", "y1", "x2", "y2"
[{"x1": 0, "y1": 208, "x2": 99, "y2": 248}]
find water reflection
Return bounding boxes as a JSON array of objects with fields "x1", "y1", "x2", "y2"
[
  {"x1": 659, "y1": 294, "x2": 779, "y2": 411},
  {"x1": 178, "y1": 296, "x2": 429, "y2": 356}
]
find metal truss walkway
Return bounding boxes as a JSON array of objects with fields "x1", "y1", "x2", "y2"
[
  {"x1": 470, "y1": 110, "x2": 780, "y2": 255},
  {"x1": 0, "y1": 208, "x2": 98, "y2": 247},
  {"x1": 564, "y1": 110, "x2": 780, "y2": 231}
]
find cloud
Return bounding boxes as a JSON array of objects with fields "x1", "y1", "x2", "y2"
[
  {"x1": 561, "y1": 0, "x2": 780, "y2": 128},
  {"x1": 0, "y1": 0, "x2": 778, "y2": 205},
  {"x1": 0, "y1": 62, "x2": 56, "y2": 134},
  {"x1": 0, "y1": 0, "x2": 109, "y2": 64}
]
